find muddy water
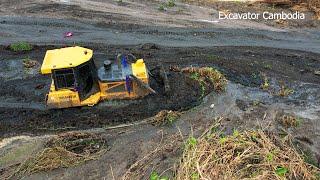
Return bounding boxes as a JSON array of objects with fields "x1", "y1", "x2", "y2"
[{"x1": 0, "y1": 60, "x2": 24, "y2": 80}]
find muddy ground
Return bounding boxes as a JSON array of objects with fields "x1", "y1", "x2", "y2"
[
  {"x1": 0, "y1": 44, "x2": 319, "y2": 137},
  {"x1": 0, "y1": 0, "x2": 320, "y2": 179}
]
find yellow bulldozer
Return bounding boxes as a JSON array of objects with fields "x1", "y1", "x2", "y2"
[{"x1": 41, "y1": 46, "x2": 159, "y2": 109}]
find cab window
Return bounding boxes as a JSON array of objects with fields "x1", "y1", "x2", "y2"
[{"x1": 53, "y1": 69, "x2": 75, "y2": 90}]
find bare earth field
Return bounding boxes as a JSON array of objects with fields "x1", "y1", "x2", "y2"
[{"x1": 0, "y1": 0, "x2": 320, "y2": 179}]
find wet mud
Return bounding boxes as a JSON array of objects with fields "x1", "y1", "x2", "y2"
[{"x1": 0, "y1": 44, "x2": 319, "y2": 137}]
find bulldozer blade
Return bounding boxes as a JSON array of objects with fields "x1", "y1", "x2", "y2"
[{"x1": 130, "y1": 74, "x2": 156, "y2": 94}]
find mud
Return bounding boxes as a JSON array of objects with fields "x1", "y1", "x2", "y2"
[{"x1": 0, "y1": 44, "x2": 319, "y2": 137}]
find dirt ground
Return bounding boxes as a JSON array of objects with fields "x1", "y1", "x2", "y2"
[{"x1": 0, "y1": 0, "x2": 320, "y2": 179}]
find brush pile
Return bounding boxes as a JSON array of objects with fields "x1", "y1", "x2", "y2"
[
  {"x1": 177, "y1": 67, "x2": 227, "y2": 93},
  {"x1": 151, "y1": 110, "x2": 181, "y2": 126},
  {"x1": 12, "y1": 132, "x2": 106, "y2": 178},
  {"x1": 176, "y1": 129, "x2": 320, "y2": 179}
]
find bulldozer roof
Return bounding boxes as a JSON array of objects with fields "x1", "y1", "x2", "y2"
[{"x1": 41, "y1": 46, "x2": 93, "y2": 74}]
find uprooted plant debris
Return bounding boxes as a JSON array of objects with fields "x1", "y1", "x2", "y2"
[
  {"x1": 172, "y1": 66, "x2": 228, "y2": 94},
  {"x1": 151, "y1": 110, "x2": 181, "y2": 126},
  {"x1": 176, "y1": 128, "x2": 320, "y2": 179},
  {"x1": 11, "y1": 132, "x2": 107, "y2": 178}
]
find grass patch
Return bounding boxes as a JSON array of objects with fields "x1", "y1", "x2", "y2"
[
  {"x1": 9, "y1": 42, "x2": 33, "y2": 52},
  {"x1": 11, "y1": 132, "x2": 106, "y2": 178},
  {"x1": 176, "y1": 128, "x2": 320, "y2": 179}
]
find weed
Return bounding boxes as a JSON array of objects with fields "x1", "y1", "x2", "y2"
[
  {"x1": 278, "y1": 83, "x2": 294, "y2": 97},
  {"x1": 167, "y1": 0, "x2": 176, "y2": 7},
  {"x1": 191, "y1": 172, "x2": 199, "y2": 180},
  {"x1": 275, "y1": 166, "x2": 288, "y2": 177},
  {"x1": 280, "y1": 115, "x2": 302, "y2": 128},
  {"x1": 158, "y1": 0, "x2": 175, "y2": 11},
  {"x1": 158, "y1": 4, "x2": 166, "y2": 11},
  {"x1": 9, "y1": 42, "x2": 33, "y2": 52},
  {"x1": 263, "y1": 63, "x2": 272, "y2": 70},
  {"x1": 186, "y1": 136, "x2": 197, "y2": 148},
  {"x1": 232, "y1": 129, "x2": 239, "y2": 137},
  {"x1": 207, "y1": 54, "x2": 218, "y2": 61},
  {"x1": 266, "y1": 151, "x2": 274, "y2": 162},
  {"x1": 260, "y1": 74, "x2": 270, "y2": 90},
  {"x1": 150, "y1": 171, "x2": 169, "y2": 180},
  {"x1": 252, "y1": 100, "x2": 260, "y2": 106},
  {"x1": 251, "y1": 72, "x2": 258, "y2": 79}
]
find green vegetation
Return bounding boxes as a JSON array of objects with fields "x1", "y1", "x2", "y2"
[
  {"x1": 263, "y1": 63, "x2": 272, "y2": 70},
  {"x1": 150, "y1": 171, "x2": 169, "y2": 180},
  {"x1": 207, "y1": 54, "x2": 219, "y2": 61},
  {"x1": 190, "y1": 72, "x2": 206, "y2": 98},
  {"x1": 9, "y1": 42, "x2": 33, "y2": 52},
  {"x1": 158, "y1": 4, "x2": 165, "y2": 11},
  {"x1": 167, "y1": 0, "x2": 176, "y2": 7},
  {"x1": 158, "y1": 0, "x2": 176, "y2": 11},
  {"x1": 186, "y1": 136, "x2": 197, "y2": 148},
  {"x1": 260, "y1": 73, "x2": 270, "y2": 90},
  {"x1": 275, "y1": 166, "x2": 288, "y2": 177}
]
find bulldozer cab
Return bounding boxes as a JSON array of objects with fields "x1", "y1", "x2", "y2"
[
  {"x1": 52, "y1": 60, "x2": 97, "y2": 100},
  {"x1": 41, "y1": 46, "x2": 100, "y2": 108}
]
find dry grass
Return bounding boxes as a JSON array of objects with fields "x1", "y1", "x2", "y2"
[
  {"x1": 11, "y1": 132, "x2": 106, "y2": 178},
  {"x1": 22, "y1": 59, "x2": 39, "y2": 68},
  {"x1": 181, "y1": 67, "x2": 228, "y2": 93},
  {"x1": 176, "y1": 128, "x2": 320, "y2": 179},
  {"x1": 278, "y1": 82, "x2": 294, "y2": 97},
  {"x1": 279, "y1": 115, "x2": 301, "y2": 128}
]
